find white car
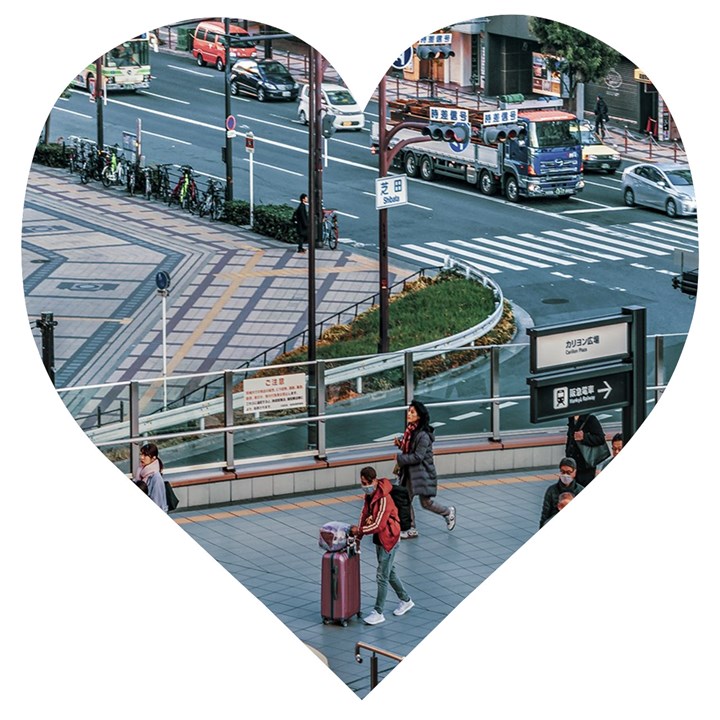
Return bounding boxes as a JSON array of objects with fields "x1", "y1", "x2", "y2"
[
  {"x1": 297, "y1": 83, "x2": 365, "y2": 131},
  {"x1": 621, "y1": 162, "x2": 696, "y2": 217}
]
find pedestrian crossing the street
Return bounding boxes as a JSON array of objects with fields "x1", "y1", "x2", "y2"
[{"x1": 389, "y1": 219, "x2": 699, "y2": 275}]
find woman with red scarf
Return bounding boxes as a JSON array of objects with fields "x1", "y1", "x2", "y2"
[{"x1": 394, "y1": 400, "x2": 456, "y2": 538}]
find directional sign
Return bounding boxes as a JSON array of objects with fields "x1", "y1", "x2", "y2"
[
  {"x1": 392, "y1": 47, "x2": 413, "y2": 70},
  {"x1": 375, "y1": 175, "x2": 408, "y2": 209},
  {"x1": 528, "y1": 363, "x2": 632, "y2": 423},
  {"x1": 528, "y1": 314, "x2": 631, "y2": 374}
]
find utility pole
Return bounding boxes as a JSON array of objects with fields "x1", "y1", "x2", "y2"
[
  {"x1": 223, "y1": 17, "x2": 234, "y2": 202},
  {"x1": 95, "y1": 55, "x2": 104, "y2": 150},
  {"x1": 306, "y1": 47, "x2": 324, "y2": 450}
]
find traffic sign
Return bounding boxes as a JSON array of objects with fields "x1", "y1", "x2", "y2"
[
  {"x1": 226, "y1": 115, "x2": 236, "y2": 132},
  {"x1": 376, "y1": 175, "x2": 408, "y2": 209},
  {"x1": 155, "y1": 270, "x2": 171, "y2": 292},
  {"x1": 245, "y1": 132, "x2": 255, "y2": 153},
  {"x1": 392, "y1": 47, "x2": 413, "y2": 70},
  {"x1": 528, "y1": 363, "x2": 632, "y2": 423},
  {"x1": 449, "y1": 123, "x2": 471, "y2": 152},
  {"x1": 430, "y1": 107, "x2": 469, "y2": 124}
]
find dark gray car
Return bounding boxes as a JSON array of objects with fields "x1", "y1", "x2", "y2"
[{"x1": 230, "y1": 59, "x2": 299, "y2": 102}]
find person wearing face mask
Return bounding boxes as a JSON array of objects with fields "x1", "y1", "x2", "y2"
[
  {"x1": 539, "y1": 457, "x2": 585, "y2": 528},
  {"x1": 350, "y1": 466, "x2": 413, "y2": 626}
]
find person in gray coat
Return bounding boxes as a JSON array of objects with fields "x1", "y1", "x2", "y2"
[{"x1": 394, "y1": 399, "x2": 456, "y2": 538}]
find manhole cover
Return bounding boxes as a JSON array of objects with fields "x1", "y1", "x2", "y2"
[{"x1": 541, "y1": 297, "x2": 569, "y2": 305}]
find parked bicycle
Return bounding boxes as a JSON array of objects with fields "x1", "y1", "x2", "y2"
[
  {"x1": 168, "y1": 165, "x2": 199, "y2": 213},
  {"x1": 101, "y1": 146, "x2": 127, "y2": 188},
  {"x1": 321, "y1": 207, "x2": 339, "y2": 250},
  {"x1": 79, "y1": 144, "x2": 104, "y2": 185},
  {"x1": 198, "y1": 177, "x2": 225, "y2": 220}
]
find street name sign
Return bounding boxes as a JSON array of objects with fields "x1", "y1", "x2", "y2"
[
  {"x1": 482, "y1": 109, "x2": 518, "y2": 126},
  {"x1": 419, "y1": 33, "x2": 453, "y2": 45},
  {"x1": 528, "y1": 314, "x2": 630, "y2": 374},
  {"x1": 528, "y1": 364, "x2": 632, "y2": 423},
  {"x1": 430, "y1": 107, "x2": 469, "y2": 124},
  {"x1": 375, "y1": 175, "x2": 408, "y2": 209}
]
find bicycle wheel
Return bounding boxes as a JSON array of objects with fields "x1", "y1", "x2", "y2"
[
  {"x1": 198, "y1": 193, "x2": 209, "y2": 217},
  {"x1": 211, "y1": 196, "x2": 224, "y2": 221},
  {"x1": 329, "y1": 216, "x2": 339, "y2": 250},
  {"x1": 80, "y1": 164, "x2": 90, "y2": 184},
  {"x1": 126, "y1": 166, "x2": 136, "y2": 195}
]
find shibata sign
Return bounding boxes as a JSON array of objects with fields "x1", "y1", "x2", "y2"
[{"x1": 527, "y1": 314, "x2": 630, "y2": 374}]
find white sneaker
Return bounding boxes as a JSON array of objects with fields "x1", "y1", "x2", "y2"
[
  {"x1": 401, "y1": 527, "x2": 419, "y2": 539},
  {"x1": 363, "y1": 610, "x2": 385, "y2": 625},
  {"x1": 446, "y1": 506, "x2": 456, "y2": 531},
  {"x1": 393, "y1": 599, "x2": 415, "y2": 616}
]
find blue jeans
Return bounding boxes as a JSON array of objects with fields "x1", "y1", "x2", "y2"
[{"x1": 374, "y1": 542, "x2": 410, "y2": 614}]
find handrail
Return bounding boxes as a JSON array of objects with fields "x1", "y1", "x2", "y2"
[{"x1": 354, "y1": 641, "x2": 404, "y2": 690}]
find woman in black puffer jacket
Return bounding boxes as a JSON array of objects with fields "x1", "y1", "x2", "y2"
[{"x1": 394, "y1": 399, "x2": 456, "y2": 538}]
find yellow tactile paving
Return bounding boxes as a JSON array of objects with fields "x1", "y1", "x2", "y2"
[{"x1": 174, "y1": 474, "x2": 550, "y2": 525}]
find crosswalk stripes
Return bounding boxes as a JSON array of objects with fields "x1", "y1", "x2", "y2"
[{"x1": 389, "y1": 219, "x2": 699, "y2": 275}]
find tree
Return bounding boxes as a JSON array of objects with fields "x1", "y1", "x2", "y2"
[{"x1": 528, "y1": 17, "x2": 620, "y2": 98}]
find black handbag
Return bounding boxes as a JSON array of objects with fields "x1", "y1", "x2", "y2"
[
  {"x1": 165, "y1": 481, "x2": 180, "y2": 511},
  {"x1": 577, "y1": 440, "x2": 611, "y2": 467}
]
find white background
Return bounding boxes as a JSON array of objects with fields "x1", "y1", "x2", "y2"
[{"x1": 2, "y1": 3, "x2": 716, "y2": 718}]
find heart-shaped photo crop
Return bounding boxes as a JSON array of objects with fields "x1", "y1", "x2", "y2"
[{"x1": 8, "y1": 3, "x2": 713, "y2": 716}]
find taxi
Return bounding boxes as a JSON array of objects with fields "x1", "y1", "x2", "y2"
[{"x1": 576, "y1": 120, "x2": 621, "y2": 174}]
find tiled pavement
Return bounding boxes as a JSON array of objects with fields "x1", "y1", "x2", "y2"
[
  {"x1": 173, "y1": 466, "x2": 556, "y2": 698},
  {"x1": 23, "y1": 165, "x2": 408, "y2": 415}
]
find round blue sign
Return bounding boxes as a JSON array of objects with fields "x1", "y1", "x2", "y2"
[
  {"x1": 449, "y1": 123, "x2": 471, "y2": 153},
  {"x1": 392, "y1": 47, "x2": 413, "y2": 70},
  {"x1": 226, "y1": 115, "x2": 236, "y2": 132},
  {"x1": 155, "y1": 270, "x2": 171, "y2": 291}
]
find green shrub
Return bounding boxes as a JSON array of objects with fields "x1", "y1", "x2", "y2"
[
  {"x1": 223, "y1": 199, "x2": 251, "y2": 226},
  {"x1": 34, "y1": 143, "x2": 68, "y2": 169},
  {"x1": 252, "y1": 203, "x2": 296, "y2": 244}
]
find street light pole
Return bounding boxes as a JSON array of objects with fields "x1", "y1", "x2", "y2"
[
  {"x1": 378, "y1": 76, "x2": 390, "y2": 353},
  {"x1": 95, "y1": 54, "x2": 104, "y2": 150},
  {"x1": 375, "y1": 74, "x2": 433, "y2": 353}
]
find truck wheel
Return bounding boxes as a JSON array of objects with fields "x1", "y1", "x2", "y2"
[
  {"x1": 404, "y1": 153, "x2": 419, "y2": 178},
  {"x1": 479, "y1": 170, "x2": 497, "y2": 196},
  {"x1": 419, "y1": 156, "x2": 435, "y2": 181},
  {"x1": 504, "y1": 176, "x2": 519, "y2": 202}
]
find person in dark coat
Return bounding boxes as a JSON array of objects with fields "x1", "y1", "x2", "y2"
[
  {"x1": 291, "y1": 193, "x2": 308, "y2": 253},
  {"x1": 565, "y1": 413, "x2": 607, "y2": 486},
  {"x1": 394, "y1": 399, "x2": 456, "y2": 538},
  {"x1": 539, "y1": 457, "x2": 584, "y2": 528},
  {"x1": 594, "y1": 95, "x2": 609, "y2": 138}
]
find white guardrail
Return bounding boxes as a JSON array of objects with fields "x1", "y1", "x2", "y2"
[{"x1": 86, "y1": 259, "x2": 504, "y2": 445}]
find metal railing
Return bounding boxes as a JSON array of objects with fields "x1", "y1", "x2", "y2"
[
  {"x1": 355, "y1": 642, "x2": 404, "y2": 691},
  {"x1": 55, "y1": 331, "x2": 687, "y2": 476}
]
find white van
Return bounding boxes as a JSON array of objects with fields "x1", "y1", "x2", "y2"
[{"x1": 297, "y1": 83, "x2": 365, "y2": 131}]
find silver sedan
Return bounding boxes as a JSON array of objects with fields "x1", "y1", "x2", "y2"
[{"x1": 621, "y1": 162, "x2": 696, "y2": 218}]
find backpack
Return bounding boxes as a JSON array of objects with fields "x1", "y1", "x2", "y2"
[{"x1": 390, "y1": 484, "x2": 412, "y2": 532}]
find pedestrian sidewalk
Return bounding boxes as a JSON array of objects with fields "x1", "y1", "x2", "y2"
[
  {"x1": 23, "y1": 166, "x2": 409, "y2": 405},
  {"x1": 173, "y1": 465, "x2": 558, "y2": 697}
]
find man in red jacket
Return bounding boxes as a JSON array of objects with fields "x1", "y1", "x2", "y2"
[{"x1": 351, "y1": 466, "x2": 414, "y2": 626}]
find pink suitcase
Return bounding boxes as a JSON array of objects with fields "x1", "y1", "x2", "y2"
[{"x1": 321, "y1": 541, "x2": 361, "y2": 626}]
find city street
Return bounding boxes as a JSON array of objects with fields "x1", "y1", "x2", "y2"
[{"x1": 45, "y1": 47, "x2": 697, "y2": 344}]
